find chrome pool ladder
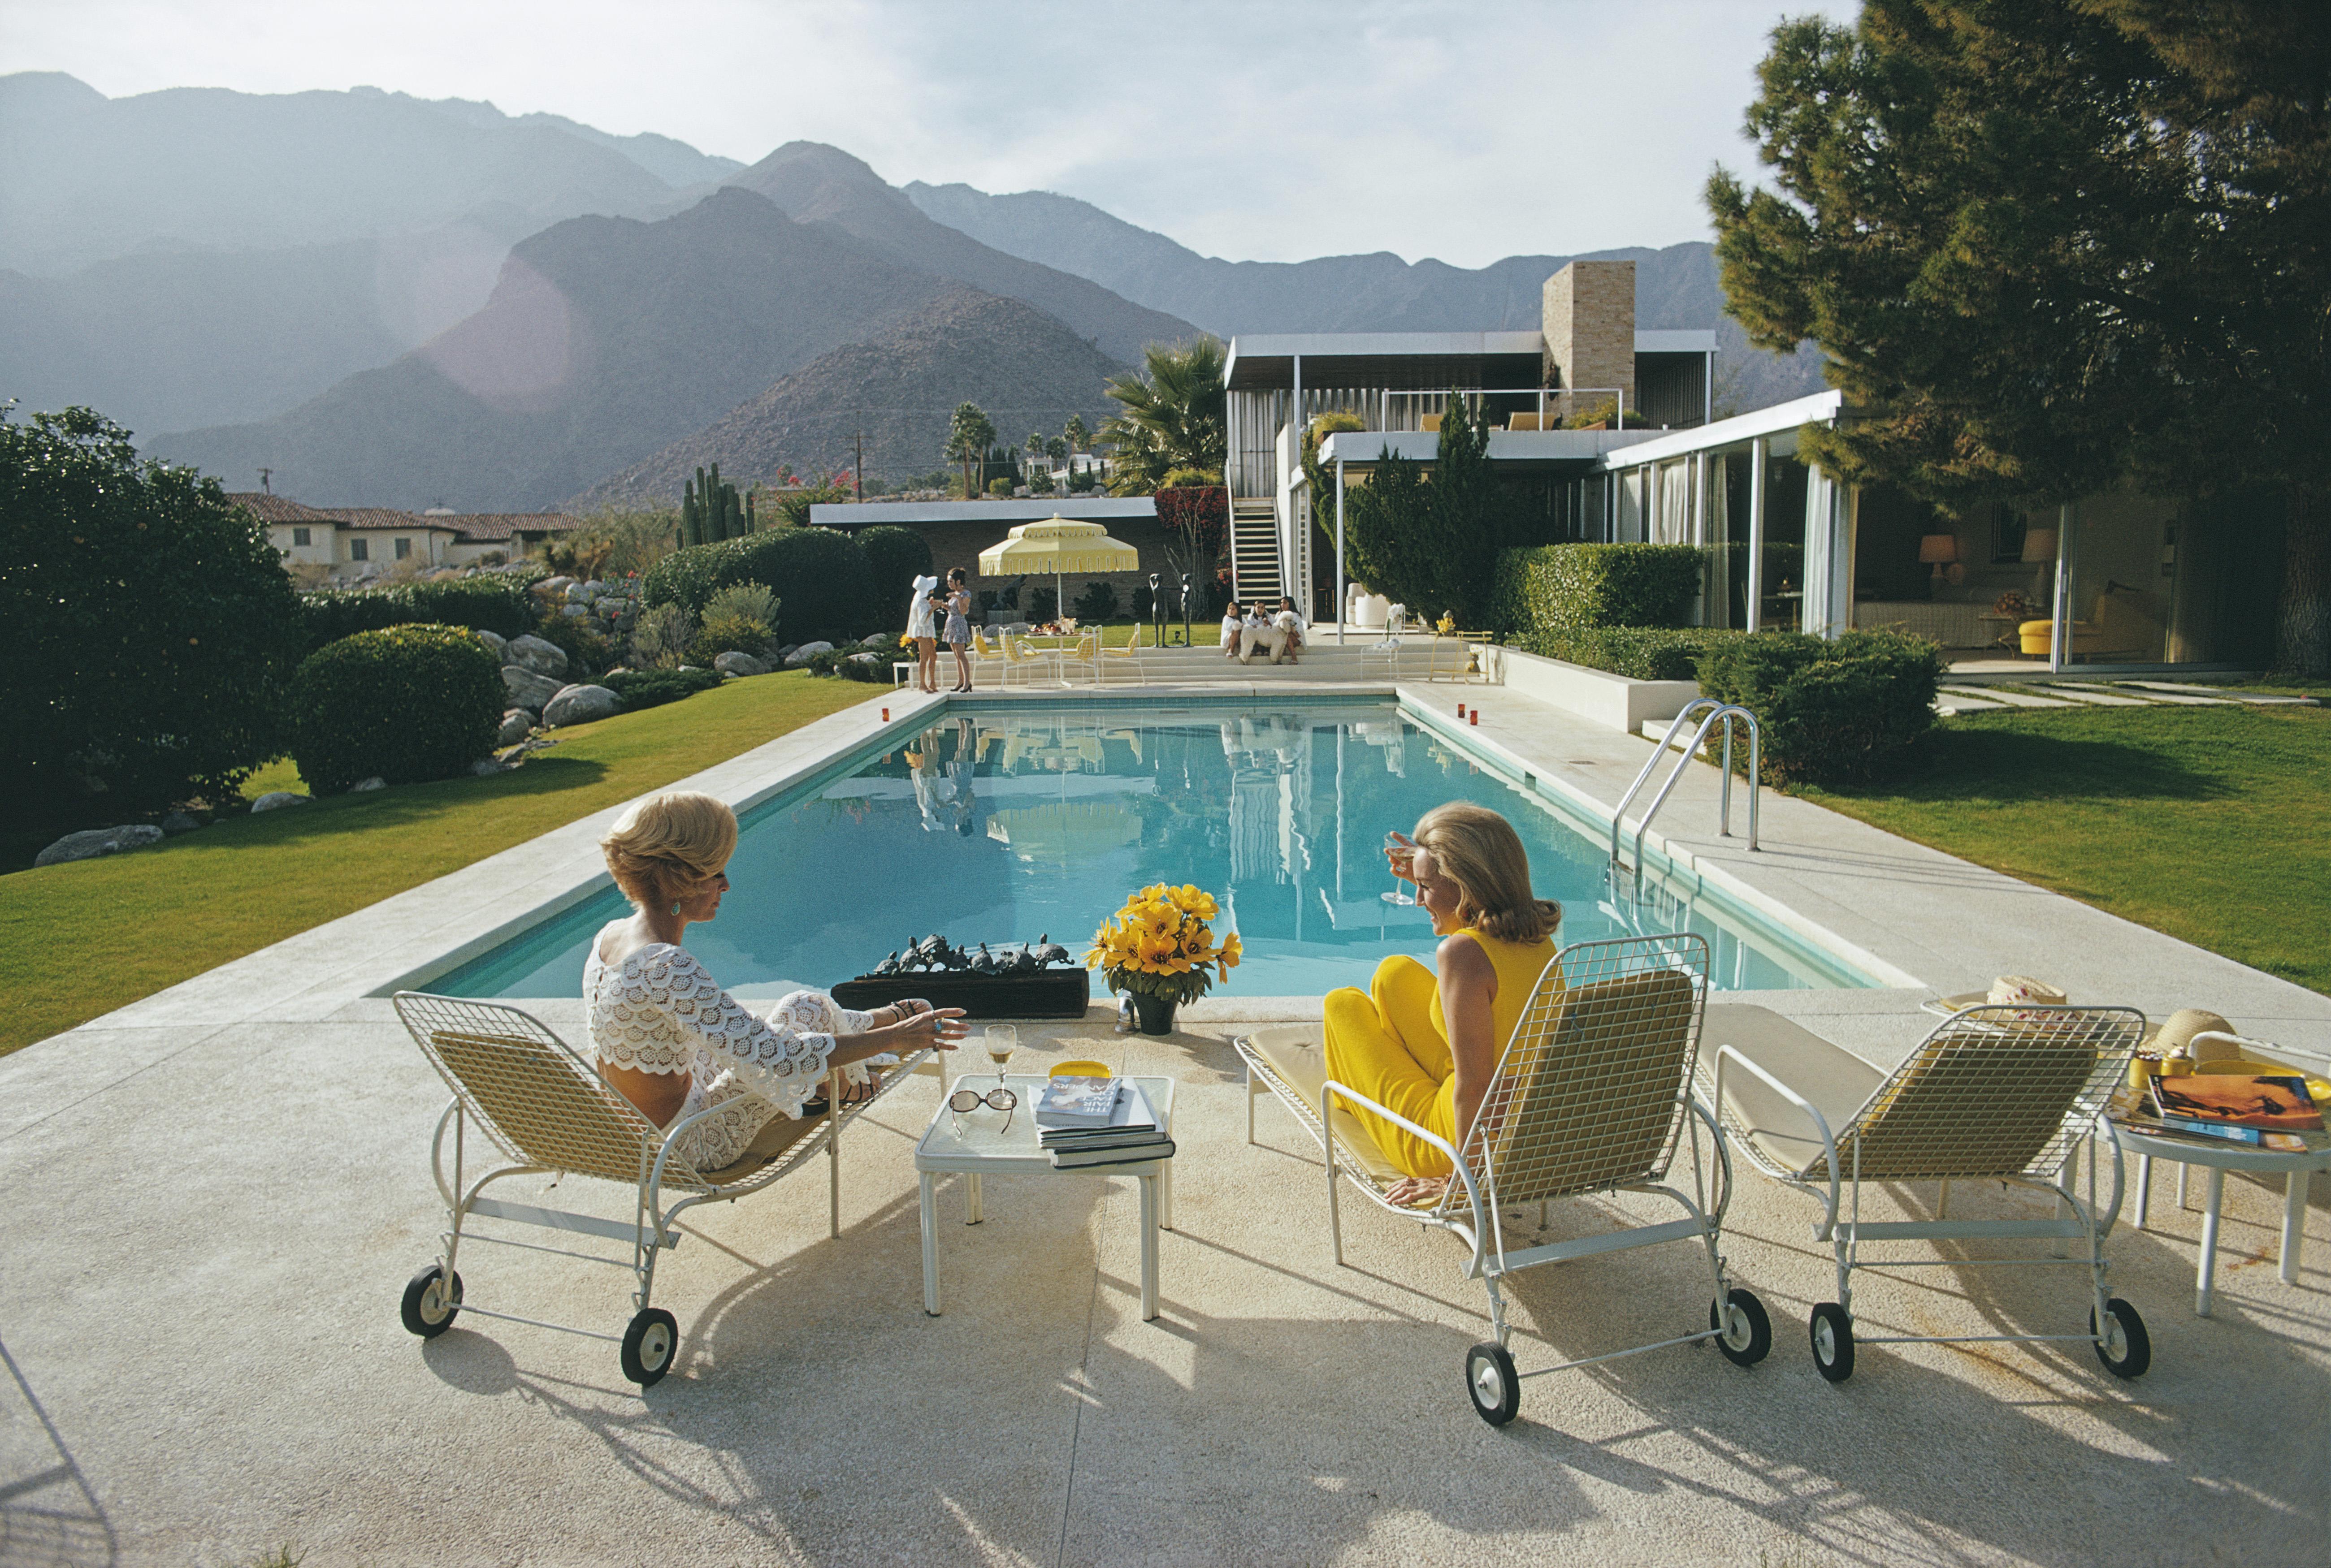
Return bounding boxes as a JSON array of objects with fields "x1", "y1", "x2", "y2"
[{"x1": 1609, "y1": 699, "x2": 1759, "y2": 876}]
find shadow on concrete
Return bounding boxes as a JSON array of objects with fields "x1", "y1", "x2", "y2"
[{"x1": 0, "y1": 1338, "x2": 114, "y2": 1568}]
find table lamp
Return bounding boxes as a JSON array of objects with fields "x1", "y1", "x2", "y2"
[
  {"x1": 2021, "y1": 526, "x2": 2058, "y2": 606},
  {"x1": 1919, "y1": 534, "x2": 1961, "y2": 593}
]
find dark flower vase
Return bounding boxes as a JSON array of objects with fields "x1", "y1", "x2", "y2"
[{"x1": 1131, "y1": 992, "x2": 1180, "y2": 1036}]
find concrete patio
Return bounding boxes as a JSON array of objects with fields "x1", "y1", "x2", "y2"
[{"x1": 6, "y1": 681, "x2": 2326, "y2": 1566}]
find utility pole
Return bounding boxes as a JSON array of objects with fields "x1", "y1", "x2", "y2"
[
  {"x1": 854, "y1": 429, "x2": 865, "y2": 502},
  {"x1": 257, "y1": 467, "x2": 272, "y2": 495}
]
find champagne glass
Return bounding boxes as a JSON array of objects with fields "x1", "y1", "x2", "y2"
[
  {"x1": 984, "y1": 1024, "x2": 1018, "y2": 1089},
  {"x1": 1382, "y1": 829, "x2": 1417, "y2": 907}
]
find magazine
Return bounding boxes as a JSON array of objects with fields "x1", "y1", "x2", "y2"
[
  {"x1": 1035, "y1": 1075, "x2": 1122, "y2": 1128},
  {"x1": 2149, "y1": 1074, "x2": 2323, "y2": 1133}
]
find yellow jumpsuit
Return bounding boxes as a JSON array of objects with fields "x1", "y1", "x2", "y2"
[{"x1": 1322, "y1": 928, "x2": 1558, "y2": 1178}]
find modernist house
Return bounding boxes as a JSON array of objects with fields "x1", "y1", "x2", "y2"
[
  {"x1": 1231, "y1": 260, "x2": 2285, "y2": 672},
  {"x1": 233, "y1": 493, "x2": 581, "y2": 579}
]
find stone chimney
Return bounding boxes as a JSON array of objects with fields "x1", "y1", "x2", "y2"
[{"x1": 1541, "y1": 260, "x2": 1635, "y2": 420}]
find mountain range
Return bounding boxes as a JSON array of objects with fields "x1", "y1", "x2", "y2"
[{"x1": 7, "y1": 73, "x2": 1828, "y2": 511}]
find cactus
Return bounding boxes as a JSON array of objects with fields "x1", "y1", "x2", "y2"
[{"x1": 680, "y1": 463, "x2": 753, "y2": 547}]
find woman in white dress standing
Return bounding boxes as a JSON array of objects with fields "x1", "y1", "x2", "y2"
[
  {"x1": 907, "y1": 573, "x2": 942, "y2": 693},
  {"x1": 584, "y1": 791, "x2": 966, "y2": 1171}
]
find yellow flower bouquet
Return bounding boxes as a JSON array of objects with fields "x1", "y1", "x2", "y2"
[{"x1": 1087, "y1": 884, "x2": 1242, "y2": 1020}]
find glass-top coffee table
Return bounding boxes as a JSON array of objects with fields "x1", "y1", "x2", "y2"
[{"x1": 915, "y1": 1072, "x2": 1176, "y2": 1321}]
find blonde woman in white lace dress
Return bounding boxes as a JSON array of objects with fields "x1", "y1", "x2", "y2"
[{"x1": 585, "y1": 791, "x2": 966, "y2": 1170}]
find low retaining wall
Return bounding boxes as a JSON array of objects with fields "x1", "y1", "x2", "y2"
[{"x1": 1493, "y1": 646, "x2": 1699, "y2": 733}]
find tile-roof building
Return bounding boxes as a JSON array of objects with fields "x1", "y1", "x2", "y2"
[{"x1": 228, "y1": 495, "x2": 581, "y2": 579}]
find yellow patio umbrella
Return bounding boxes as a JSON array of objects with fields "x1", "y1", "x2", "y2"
[{"x1": 977, "y1": 514, "x2": 1140, "y2": 623}]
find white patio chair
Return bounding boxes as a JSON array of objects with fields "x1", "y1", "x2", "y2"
[
  {"x1": 390, "y1": 992, "x2": 930, "y2": 1388},
  {"x1": 967, "y1": 626, "x2": 1008, "y2": 688},
  {"x1": 1056, "y1": 629, "x2": 1102, "y2": 687},
  {"x1": 1710, "y1": 1003, "x2": 2150, "y2": 1383},
  {"x1": 1001, "y1": 635, "x2": 1053, "y2": 689},
  {"x1": 1096, "y1": 622, "x2": 1147, "y2": 685},
  {"x1": 1235, "y1": 934, "x2": 1771, "y2": 1427}
]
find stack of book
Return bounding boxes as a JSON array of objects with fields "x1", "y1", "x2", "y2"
[
  {"x1": 2124, "y1": 1072, "x2": 2325, "y2": 1154},
  {"x1": 1034, "y1": 1075, "x2": 1174, "y2": 1169}
]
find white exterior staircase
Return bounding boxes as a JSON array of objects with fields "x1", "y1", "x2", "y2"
[{"x1": 1230, "y1": 499, "x2": 1283, "y2": 605}]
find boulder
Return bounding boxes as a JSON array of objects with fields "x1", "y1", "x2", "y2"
[
  {"x1": 536, "y1": 575, "x2": 576, "y2": 598},
  {"x1": 861, "y1": 633, "x2": 895, "y2": 651},
  {"x1": 775, "y1": 644, "x2": 801, "y2": 663},
  {"x1": 849, "y1": 651, "x2": 881, "y2": 664},
  {"x1": 475, "y1": 628, "x2": 508, "y2": 660},
  {"x1": 542, "y1": 683, "x2": 624, "y2": 728},
  {"x1": 559, "y1": 604, "x2": 590, "y2": 619},
  {"x1": 350, "y1": 776, "x2": 386, "y2": 792},
  {"x1": 502, "y1": 665, "x2": 564, "y2": 711},
  {"x1": 159, "y1": 811, "x2": 203, "y2": 835},
  {"x1": 564, "y1": 581, "x2": 592, "y2": 603},
  {"x1": 496, "y1": 709, "x2": 534, "y2": 747},
  {"x1": 250, "y1": 792, "x2": 308, "y2": 813},
  {"x1": 505, "y1": 634, "x2": 568, "y2": 678},
  {"x1": 35, "y1": 824, "x2": 165, "y2": 867},
  {"x1": 784, "y1": 640, "x2": 836, "y2": 668},
  {"x1": 470, "y1": 757, "x2": 510, "y2": 777},
  {"x1": 714, "y1": 650, "x2": 767, "y2": 678}
]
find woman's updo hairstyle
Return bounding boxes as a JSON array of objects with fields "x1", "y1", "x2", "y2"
[
  {"x1": 600, "y1": 791, "x2": 737, "y2": 912},
  {"x1": 1412, "y1": 801, "x2": 1560, "y2": 945}
]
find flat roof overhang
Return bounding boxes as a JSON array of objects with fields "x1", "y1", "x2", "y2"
[
  {"x1": 1317, "y1": 428, "x2": 1667, "y2": 466},
  {"x1": 809, "y1": 497, "x2": 1157, "y2": 527},
  {"x1": 1224, "y1": 328, "x2": 1718, "y2": 390}
]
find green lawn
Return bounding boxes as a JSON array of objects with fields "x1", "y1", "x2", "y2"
[
  {"x1": 0, "y1": 672, "x2": 878, "y2": 1054},
  {"x1": 1802, "y1": 702, "x2": 2331, "y2": 997}
]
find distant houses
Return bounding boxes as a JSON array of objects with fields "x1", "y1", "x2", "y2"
[{"x1": 230, "y1": 493, "x2": 581, "y2": 581}]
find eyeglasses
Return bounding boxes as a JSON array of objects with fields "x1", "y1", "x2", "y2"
[{"x1": 949, "y1": 1085, "x2": 1018, "y2": 1135}]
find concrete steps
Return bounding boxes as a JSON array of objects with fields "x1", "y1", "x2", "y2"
[{"x1": 1230, "y1": 500, "x2": 1282, "y2": 603}]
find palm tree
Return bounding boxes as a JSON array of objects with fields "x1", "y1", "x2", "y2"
[
  {"x1": 1062, "y1": 413, "x2": 1089, "y2": 452},
  {"x1": 1099, "y1": 338, "x2": 1228, "y2": 496},
  {"x1": 944, "y1": 402, "x2": 996, "y2": 499}
]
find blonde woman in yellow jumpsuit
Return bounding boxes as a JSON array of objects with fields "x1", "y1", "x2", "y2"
[{"x1": 1323, "y1": 802, "x2": 1561, "y2": 1206}]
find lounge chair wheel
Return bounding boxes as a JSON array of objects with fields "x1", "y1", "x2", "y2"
[
  {"x1": 621, "y1": 1307, "x2": 678, "y2": 1388},
  {"x1": 400, "y1": 1264, "x2": 462, "y2": 1339},
  {"x1": 1464, "y1": 1342, "x2": 1521, "y2": 1426},
  {"x1": 1809, "y1": 1302, "x2": 1854, "y2": 1382},
  {"x1": 1710, "y1": 1288, "x2": 1772, "y2": 1367},
  {"x1": 2091, "y1": 1299, "x2": 2151, "y2": 1380}
]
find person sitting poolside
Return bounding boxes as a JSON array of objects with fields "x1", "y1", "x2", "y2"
[
  {"x1": 1220, "y1": 600, "x2": 1245, "y2": 659},
  {"x1": 1323, "y1": 802, "x2": 1561, "y2": 1206},
  {"x1": 1273, "y1": 596, "x2": 1306, "y2": 664},
  {"x1": 585, "y1": 791, "x2": 966, "y2": 1171}
]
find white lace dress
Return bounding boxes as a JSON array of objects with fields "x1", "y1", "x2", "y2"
[{"x1": 582, "y1": 931, "x2": 874, "y2": 1171}]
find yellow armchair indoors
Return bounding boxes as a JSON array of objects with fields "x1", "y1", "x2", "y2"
[{"x1": 2019, "y1": 584, "x2": 2162, "y2": 660}]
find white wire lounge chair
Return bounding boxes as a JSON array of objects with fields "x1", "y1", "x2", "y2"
[
  {"x1": 1235, "y1": 934, "x2": 1771, "y2": 1427},
  {"x1": 390, "y1": 992, "x2": 931, "y2": 1388},
  {"x1": 1709, "y1": 1002, "x2": 2149, "y2": 1384}
]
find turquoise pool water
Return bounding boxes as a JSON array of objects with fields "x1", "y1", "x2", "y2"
[{"x1": 433, "y1": 699, "x2": 1878, "y2": 1000}]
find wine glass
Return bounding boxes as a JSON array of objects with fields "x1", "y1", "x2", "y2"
[
  {"x1": 1382, "y1": 829, "x2": 1417, "y2": 907},
  {"x1": 983, "y1": 1024, "x2": 1018, "y2": 1089}
]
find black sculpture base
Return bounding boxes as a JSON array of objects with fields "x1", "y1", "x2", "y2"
[{"x1": 833, "y1": 970, "x2": 1091, "y2": 1021}]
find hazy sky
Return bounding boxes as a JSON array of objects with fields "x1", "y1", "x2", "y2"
[{"x1": 6, "y1": 0, "x2": 1857, "y2": 267}]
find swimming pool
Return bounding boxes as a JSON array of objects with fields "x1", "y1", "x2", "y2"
[{"x1": 432, "y1": 698, "x2": 1882, "y2": 1000}]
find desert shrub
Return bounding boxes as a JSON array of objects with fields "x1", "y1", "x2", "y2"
[
  {"x1": 639, "y1": 528, "x2": 872, "y2": 643},
  {"x1": 1073, "y1": 581, "x2": 1118, "y2": 622},
  {"x1": 1068, "y1": 466, "x2": 1096, "y2": 492},
  {"x1": 1029, "y1": 469, "x2": 1055, "y2": 494},
  {"x1": 629, "y1": 603, "x2": 695, "y2": 669},
  {"x1": 555, "y1": 508, "x2": 680, "y2": 579},
  {"x1": 986, "y1": 476, "x2": 1014, "y2": 497},
  {"x1": 299, "y1": 575, "x2": 537, "y2": 652},
  {"x1": 602, "y1": 666, "x2": 722, "y2": 711},
  {"x1": 287, "y1": 624, "x2": 503, "y2": 794},
  {"x1": 527, "y1": 613, "x2": 614, "y2": 678},
  {"x1": 1489, "y1": 543, "x2": 1706, "y2": 635},
  {"x1": 1697, "y1": 629, "x2": 1945, "y2": 786},
  {"x1": 4, "y1": 408, "x2": 307, "y2": 845},
  {"x1": 703, "y1": 582, "x2": 777, "y2": 629},
  {"x1": 690, "y1": 612, "x2": 771, "y2": 664},
  {"x1": 1511, "y1": 627, "x2": 1748, "y2": 681},
  {"x1": 857, "y1": 525, "x2": 933, "y2": 621}
]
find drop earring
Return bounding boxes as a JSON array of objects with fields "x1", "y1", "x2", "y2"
[{"x1": 670, "y1": 901, "x2": 681, "y2": 916}]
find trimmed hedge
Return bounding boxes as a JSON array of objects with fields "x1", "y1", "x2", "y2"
[
  {"x1": 1490, "y1": 544, "x2": 1706, "y2": 634},
  {"x1": 1697, "y1": 629, "x2": 1945, "y2": 786},
  {"x1": 299, "y1": 576, "x2": 537, "y2": 652},
  {"x1": 602, "y1": 667, "x2": 723, "y2": 711},
  {"x1": 639, "y1": 527, "x2": 874, "y2": 642},
  {"x1": 288, "y1": 624, "x2": 504, "y2": 794},
  {"x1": 1509, "y1": 627, "x2": 1747, "y2": 681},
  {"x1": 858, "y1": 525, "x2": 934, "y2": 615}
]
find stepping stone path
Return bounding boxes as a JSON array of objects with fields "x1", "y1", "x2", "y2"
[
  {"x1": 2127, "y1": 681, "x2": 2316, "y2": 706},
  {"x1": 1937, "y1": 685, "x2": 2075, "y2": 708},
  {"x1": 2037, "y1": 683, "x2": 2153, "y2": 707},
  {"x1": 1935, "y1": 692, "x2": 2010, "y2": 714}
]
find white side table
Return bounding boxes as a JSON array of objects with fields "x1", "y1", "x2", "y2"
[
  {"x1": 914, "y1": 1073, "x2": 1176, "y2": 1321},
  {"x1": 2116, "y1": 1122, "x2": 2330, "y2": 1316}
]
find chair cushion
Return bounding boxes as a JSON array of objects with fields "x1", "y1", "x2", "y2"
[
  {"x1": 1243, "y1": 1024, "x2": 1407, "y2": 1184},
  {"x1": 1702, "y1": 1005, "x2": 1885, "y2": 1178}
]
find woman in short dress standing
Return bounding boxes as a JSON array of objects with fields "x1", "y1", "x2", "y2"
[
  {"x1": 943, "y1": 567, "x2": 975, "y2": 691},
  {"x1": 907, "y1": 573, "x2": 941, "y2": 693}
]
